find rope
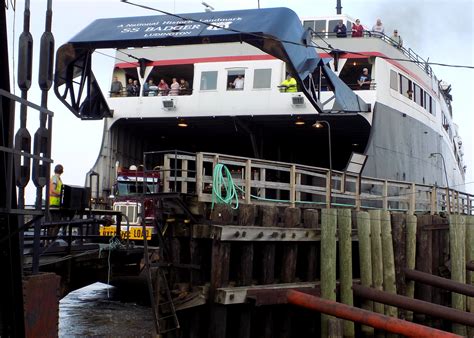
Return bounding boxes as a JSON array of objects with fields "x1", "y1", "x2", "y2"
[{"x1": 211, "y1": 163, "x2": 239, "y2": 210}]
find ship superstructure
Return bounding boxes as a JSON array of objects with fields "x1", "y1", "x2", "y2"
[{"x1": 54, "y1": 8, "x2": 466, "y2": 198}]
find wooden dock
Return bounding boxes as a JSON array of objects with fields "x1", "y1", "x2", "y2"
[{"x1": 142, "y1": 152, "x2": 474, "y2": 337}]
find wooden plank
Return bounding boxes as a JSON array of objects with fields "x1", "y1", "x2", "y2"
[
  {"x1": 290, "y1": 165, "x2": 296, "y2": 207},
  {"x1": 163, "y1": 154, "x2": 171, "y2": 192},
  {"x1": 338, "y1": 208, "x2": 354, "y2": 337},
  {"x1": 261, "y1": 206, "x2": 278, "y2": 284},
  {"x1": 209, "y1": 239, "x2": 231, "y2": 338},
  {"x1": 369, "y1": 210, "x2": 384, "y2": 315},
  {"x1": 281, "y1": 207, "x2": 301, "y2": 283},
  {"x1": 380, "y1": 210, "x2": 397, "y2": 318},
  {"x1": 180, "y1": 159, "x2": 188, "y2": 193},
  {"x1": 196, "y1": 153, "x2": 204, "y2": 199},
  {"x1": 328, "y1": 318, "x2": 343, "y2": 338},
  {"x1": 238, "y1": 305, "x2": 252, "y2": 338},
  {"x1": 449, "y1": 214, "x2": 467, "y2": 336},
  {"x1": 304, "y1": 209, "x2": 319, "y2": 281},
  {"x1": 320, "y1": 208, "x2": 337, "y2": 338},
  {"x1": 245, "y1": 159, "x2": 252, "y2": 204},
  {"x1": 405, "y1": 214, "x2": 417, "y2": 321},
  {"x1": 210, "y1": 204, "x2": 234, "y2": 225},
  {"x1": 238, "y1": 204, "x2": 257, "y2": 286}
]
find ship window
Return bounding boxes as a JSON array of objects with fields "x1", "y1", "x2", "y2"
[
  {"x1": 339, "y1": 58, "x2": 371, "y2": 89},
  {"x1": 227, "y1": 69, "x2": 245, "y2": 90},
  {"x1": 414, "y1": 84, "x2": 423, "y2": 106},
  {"x1": 314, "y1": 20, "x2": 326, "y2": 32},
  {"x1": 253, "y1": 69, "x2": 272, "y2": 89},
  {"x1": 390, "y1": 70, "x2": 398, "y2": 91},
  {"x1": 200, "y1": 71, "x2": 218, "y2": 90},
  {"x1": 328, "y1": 20, "x2": 340, "y2": 35},
  {"x1": 303, "y1": 20, "x2": 314, "y2": 30},
  {"x1": 399, "y1": 74, "x2": 412, "y2": 98}
]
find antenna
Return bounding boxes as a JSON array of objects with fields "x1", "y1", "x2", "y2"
[{"x1": 201, "y1": 2, "x2": 215, "y2": 12}]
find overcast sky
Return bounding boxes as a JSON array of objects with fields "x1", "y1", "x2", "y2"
[{"x1": 5, "y1": 0, "x2": 474, "y2": 203}]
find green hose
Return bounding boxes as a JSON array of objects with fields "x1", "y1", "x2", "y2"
[{"x1": 212, "y1": 163, "x2": 239, "y2": 210}]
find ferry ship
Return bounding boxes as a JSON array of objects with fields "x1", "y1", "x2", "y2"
[{"x1": 54, "y1": 7, "x2": 466, "y2": 198}]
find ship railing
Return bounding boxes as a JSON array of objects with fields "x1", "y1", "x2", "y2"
[
  {"x1": 159, "y1": 151, "x2": 473, "y2": 215},
  {"x1": 109, "y1": 88, "x2": 193, "y2": 98},
  {"x1": 319, "y1": 31, "x2": 433, "y2": 78}
]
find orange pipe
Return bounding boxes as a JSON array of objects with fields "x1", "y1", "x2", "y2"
[{"x1": 287, "y1": 290, "x2": 461, "y2": 338}]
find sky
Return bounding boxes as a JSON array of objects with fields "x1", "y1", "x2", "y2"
[{"x1": 5, "y1": 0, "x2": 474, "y2": 203}]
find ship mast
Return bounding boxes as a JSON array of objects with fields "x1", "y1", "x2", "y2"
[{"x1": 336, "y1": 0, "x2": 342, "y2": 14}]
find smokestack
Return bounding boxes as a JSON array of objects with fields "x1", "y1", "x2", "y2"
[{"x1": 336, "y1": 0, "x2": 342, "y2": 14}]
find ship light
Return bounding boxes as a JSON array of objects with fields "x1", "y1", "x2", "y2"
[
  {"x1": 177, "y1": 118, "x2": 188, "y2": 128},
  {"x1": 313, "y1": 121, "x2": 323, "y2": 128},
  {"x1": 294, "y1": 117, "x2": 305, "y2": 125}
]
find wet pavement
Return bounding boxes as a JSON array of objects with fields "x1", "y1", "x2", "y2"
[{"x1": 59, "y1": 282, "x2": 155, "y2": 337}]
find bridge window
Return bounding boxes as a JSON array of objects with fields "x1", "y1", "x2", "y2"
[
  {"x1": 303, "y1": 20, "x2": 326, "y2": 32},
  {"x1": 227, "y1": 69, "x2": 245, "y2": 90},
  {"x1": 253, "y1": 69, "x2": 272, "y2": 89},
  {"x1": 200, "y1": 71, "x2": 218, "y2": 90}
]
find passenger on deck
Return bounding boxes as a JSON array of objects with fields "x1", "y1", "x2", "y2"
[
  {"x1": 372, "y1": 19, "x2": 385, "y2": 37},
  {"x1": 179, "y1": 78, "x2": 190, "y2": 95},
  {"x1": 169, "y1": 78, "x2": 180, "y2": 96},
  {"x1": 333, "y1": 20, "x2": 347, "y2": 38},
  {"x1": 158, "y1": 79, "x2": 170, "y2": 95},
  {"x1": 126, "y1": 79, "x2": 138, "y2": 97},
  {"x1": 232, "y1": 75, "x2": 245, "y2": 89},
  {"x1": 352, "y1": 19, "x2": 364, "y2": 37},
  {"x1": 279, "y1": 74, "x2": 297, "y2": 92},
  {"x1": 357, "y1": 68, "x2": 372, "y2": 90},
  {"x1": 143, "y1": 79, "x2": 158, "y2": 96},
  {"x1": 110, "y1": 76, "x2": 123, "y2": 97},
  {"x1": 391, "y1": 29, "x2": 403, "y2": 48},
  {"x1": 132, "y1": 80, "x2": 140, "y2": 96}
]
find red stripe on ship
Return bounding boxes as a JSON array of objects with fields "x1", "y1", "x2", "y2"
[{"x1": 115, "y1": 55, "x2": 276, "y2": 68}]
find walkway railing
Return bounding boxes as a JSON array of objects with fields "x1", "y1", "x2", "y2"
[{"x1": 159, "y1": 151, "x2": 473, "y2": 215}]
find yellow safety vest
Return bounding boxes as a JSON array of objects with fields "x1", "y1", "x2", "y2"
[
  {"x1": 49, "y1": 174, "x2": 62, "y2": 207},
  {"x1": 280, "y1": 78, "x2": 297, "y2": 92}
]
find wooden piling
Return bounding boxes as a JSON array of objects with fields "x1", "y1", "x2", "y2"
[
  {"x1": 327, "y1": 318, "x2": 343, "y2": 338},
  {"x1": 405, "y1": 214, "x2": 417, "y2": 321},
  {"x1": 391, "y1": 213, "x2": 406, "y2": 319},
  {"x1": 415, "y1": 215, "x2": 433, "y2": 311},
  {"x1": 449, "y1": 214, "x2": 467, "y2": 337},
  {"x1": 209, "y1": 238, "x2": 231, "y2": 338},
  {"x1": 338, "y1": 208, "x2": 354, "y2": 337},
  {"x1": 260, "y1": 206, "x2": 278, "y2": 284},
  {"x1": 380, "y1": 210, "x2": 397, "y2": 318},
  {"x1": 320, "y1": 208, "x2": 337, "y2": 338},
  {"x1": 237, "y1": 204, "x2": 257, "y2": 286},
  {"x1": 369, "y1": 210, "x2": 384, "y2": 315},
  {"x1": 281, "y1": 207, "x2": 300, "y2": 283},
  {"x1": 303, "y1": 209, "x2": 319, "y2": 281},
  {"x1": 466, "y1": 215, "x2": 474, "y2": 338},
  {"x1": 356, "y1": 211, "x2": 374, "y2": 335}
]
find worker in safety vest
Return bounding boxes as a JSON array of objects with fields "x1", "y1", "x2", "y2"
[
  {"x1": 279, "y1": 74, "x2": 297, "y2": 93},
  {"x1": 49, "y1": 164, "x2": 63, "y2": 207}
]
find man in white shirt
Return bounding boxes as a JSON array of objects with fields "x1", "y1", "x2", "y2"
[{"x1": 233, "y1": 75, "x2": 244, "y2": 90}]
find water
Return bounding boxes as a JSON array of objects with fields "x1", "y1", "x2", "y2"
[{"x1": 59, "y1": 282, "x2": 156, "y2": 337}]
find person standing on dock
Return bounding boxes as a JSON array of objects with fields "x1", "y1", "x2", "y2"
[{"x1": 49, "y1": 164, "x2": 63, "y2": 208}]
